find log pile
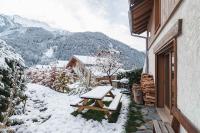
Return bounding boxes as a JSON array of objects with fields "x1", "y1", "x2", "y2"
[{"x1": 140, "y1": 74, "x2": 156, "y2": 106}]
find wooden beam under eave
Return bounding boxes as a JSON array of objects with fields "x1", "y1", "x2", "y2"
[
  {"x1": 133, "y1": 12, "x2": 150, "y2": 25},
  {"x1": 133, "y1": 25, "x2": 147, "y2": 34},
  {"x1": 133, "y1": 24, "x2": 147, "y2": 30},
  {"x1": 133, "y1": 24, "x2": 147, "y2": 33},
  {"x1": 137, "y1": 29, "x2": 146, "y2": 34},
  {"x1": 133, "y1": 18, "x2": 149, "y2": 29},
  {"x1": 136, "y1": 28, "x2": 146, "y2": 34},
  {"x1": 132, "y1": 0, "x2": 152, "y2": 11},
  {"x1": 132, "y1": 26, "x2": 146, "y2": 34},
  {"x1": 133, "y1": 6, "x2": 152, "y2": 19},
  {"x1": 132, "y1": 0, "x2": 153, "y2": 15}
]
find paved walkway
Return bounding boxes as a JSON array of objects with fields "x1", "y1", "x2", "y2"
[{"x1": 135, "y1": 105, "x2": 161, "y2": 133}]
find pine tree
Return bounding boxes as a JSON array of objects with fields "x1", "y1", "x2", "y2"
[
  {"x1": 0, "y1": 60, "x2": 26, "y2": 125},
  {"x1": 0, "y1": 40, "x2": 26, "y2": 125}
]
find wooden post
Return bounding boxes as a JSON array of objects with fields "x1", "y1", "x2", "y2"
[{"x1": 77, "y1": 99, "x2": 88, "y2": 112}]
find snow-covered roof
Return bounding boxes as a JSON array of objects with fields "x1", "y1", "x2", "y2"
[
  {"x1": 31, "y1": 65, "x2": 51, "y2": 70},
  {"x1": 30, "y1": 60, "x2": 68, "y2": 71},
  {"x1": 73, "y1": 55, "x2": 98, "y2": 65},
  {"x1": 87, "y1": 66, "x2": 107, "y2": 77},
  {"x1": 50, "y1": 60, "x2": 68, "y2": 68}
]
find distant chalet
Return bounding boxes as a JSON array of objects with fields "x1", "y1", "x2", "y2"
[{"x1": 67, "y1": 55, "x2": 117, "y2": 85}]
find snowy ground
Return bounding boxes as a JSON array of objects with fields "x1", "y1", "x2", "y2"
[{"x1": 11, "y1": 83, "x2": 130, "y2": 133}]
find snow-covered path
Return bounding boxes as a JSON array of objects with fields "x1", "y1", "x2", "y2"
[{"x1": 11, "y1": 83, "x2": 130, "y2": 133}]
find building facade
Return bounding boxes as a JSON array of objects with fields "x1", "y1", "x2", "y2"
[{"x1": 129, "y1": 0, "x2": 200, "y2": 132}]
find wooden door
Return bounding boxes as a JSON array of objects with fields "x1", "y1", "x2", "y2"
[{"x1": 156, "y1": 41, "x2": 176, "y2": 114}]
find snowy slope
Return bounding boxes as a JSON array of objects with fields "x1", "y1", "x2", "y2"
[{"x1": 10, "y1": 83, "x2": 130, "y2": 133}]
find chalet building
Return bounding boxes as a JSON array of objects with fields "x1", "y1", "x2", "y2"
[
  {"x1": 67, "y1": 55, "x2": 117, "y2": 86},
  {"x1": 129, "y1": 0, "x2": 200, "y2": 132}
]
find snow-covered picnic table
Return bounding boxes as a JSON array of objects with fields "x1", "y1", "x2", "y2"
[
  {"x1": 81, "y1": 86, "x2": 113, "y2": 100},
  {"x1": 71, "y1": 86, "x2": 122, "y2": 118}
]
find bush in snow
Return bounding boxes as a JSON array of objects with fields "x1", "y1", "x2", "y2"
[
  {"x1": 68, "y1": 82, "x2": 90, "y2": 95},
  {"x1": 0, "y1": 39, "x2": 26, "y2": 125},
  {"x1": 52, "y1": 68, "x2": 72, "y2": 93},
  {"x1": 117, "y1": 68, "x2": 142, "y2": 88},
  {"x1": 26, "y1": 67, "x2": 76, "y2": 93}
]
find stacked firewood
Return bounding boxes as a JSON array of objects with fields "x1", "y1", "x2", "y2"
[{"x1": 140, "y1": 74, "x2": 156, "y2": 106}]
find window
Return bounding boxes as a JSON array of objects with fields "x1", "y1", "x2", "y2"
[{"x1": 154, "y1": 0, "x2": 161, "y2": 33}]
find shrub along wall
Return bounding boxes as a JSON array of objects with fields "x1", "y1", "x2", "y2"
[{"x1": 117, "y1": 68, "x2": 142, "y2": 88}]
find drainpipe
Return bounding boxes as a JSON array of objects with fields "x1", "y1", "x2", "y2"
[{"x1": 131, "y1": 32, "x2": 149, "y2": 73}]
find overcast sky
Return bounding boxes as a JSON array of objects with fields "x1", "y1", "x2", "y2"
[{"x1": 0, "y1": 0, "x2": 145, "y2": 51}]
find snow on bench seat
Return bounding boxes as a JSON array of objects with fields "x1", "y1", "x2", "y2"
[
  {"x1": 81, "y1": 86, "x2": 113, "y2": 100},
  {"x1": 70, "y1": 99, "x2": 84, "y2": 106},
  {"x1": 106, "y1": 93, "x2": 122, "y2": 111}
]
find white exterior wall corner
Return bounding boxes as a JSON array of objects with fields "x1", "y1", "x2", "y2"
[{"x1": 148, "y1": 0, "x2": 200, "y2": 132}]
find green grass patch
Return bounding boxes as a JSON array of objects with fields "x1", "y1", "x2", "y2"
[
  {"x1": 125, "y1": 100, "x2": 145, "y2": 133},
  {"x1": 71, "y1": 101, "x2": 122, "y2": 123}
]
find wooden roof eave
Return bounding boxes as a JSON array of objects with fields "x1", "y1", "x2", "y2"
[{"x1": 129, "y1": 0, "x2": 153, "y2": 34}]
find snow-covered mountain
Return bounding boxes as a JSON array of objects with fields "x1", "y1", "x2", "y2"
[
  {"x1": 0, "y1": 14, "x2": 54, "y2": 32},
  {"x1": 0, "y1": 14, "x2": 145, "y2": 69}
]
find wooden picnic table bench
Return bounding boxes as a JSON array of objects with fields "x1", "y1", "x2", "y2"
[{"x1": 70, "y1": 86, "x2": 122, "y2": 118}]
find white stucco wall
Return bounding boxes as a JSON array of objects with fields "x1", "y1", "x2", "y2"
[{"x1": 148, "y1": 0, "x2": 200, "y2": 132}]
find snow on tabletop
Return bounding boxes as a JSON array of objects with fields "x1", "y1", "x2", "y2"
[
  {"x1": 10, "y1": 83, "x2": 130, "y2": 133},
  {"x1": 81, "y1": 86, "x2": 113, "y2": 99}
]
